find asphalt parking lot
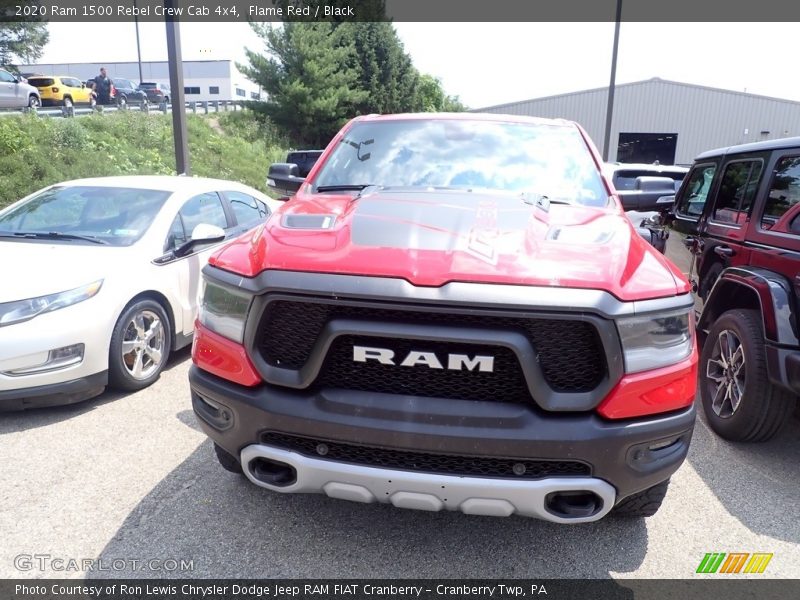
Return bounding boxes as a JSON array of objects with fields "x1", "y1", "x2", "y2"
[{"x1": 2, "y1": 237, "x2": 799, "y2": 580}]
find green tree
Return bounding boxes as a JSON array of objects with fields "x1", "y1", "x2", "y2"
[
  {"x1": 342, "y1": 21, "x2": 419, "y2": 115},
  {"x1": 239, "y1": 22, "x2": 367, "y2": 147},
  {"x1": 414, "y1": 73, "x2": 466, "y2": 112},
  {"x1": 0, "y1": 21, "x2": 49, "y2": 66}
]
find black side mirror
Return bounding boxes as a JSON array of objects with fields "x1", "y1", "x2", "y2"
[{"x1": 267, "y1": 163, "x2": 304, "y2": 198}]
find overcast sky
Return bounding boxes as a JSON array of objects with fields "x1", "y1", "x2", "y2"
[{"x1": 37, "y1": 22, "x2": 800, "y2": 109}]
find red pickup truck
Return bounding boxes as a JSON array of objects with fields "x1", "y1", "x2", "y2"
[{"x1": 189, "y1": 113, "x2": 698, "y2": 522}]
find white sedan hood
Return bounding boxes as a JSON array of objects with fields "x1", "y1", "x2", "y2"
[{"x1": 0, "y1": 241, "x2": 126, "y2": 302}]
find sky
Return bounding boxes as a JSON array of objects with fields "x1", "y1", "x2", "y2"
[{"x1": 35, "y1": 22, "x2": 800, "y2": 109}]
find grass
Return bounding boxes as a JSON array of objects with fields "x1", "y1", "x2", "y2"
[{"x1": 0, "y1": 109, "x2": 287, "y2": 210}]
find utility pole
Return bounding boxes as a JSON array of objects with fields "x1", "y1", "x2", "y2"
[
  {"x1": 134, "y1": 0, "x2": 144, "y2": 84},
  {"x1": 602, "y1": 0, "x2": 622, "y2": 162},
  {"x1": 165, "y1": 0, "x2": 190, "y2": 175}
]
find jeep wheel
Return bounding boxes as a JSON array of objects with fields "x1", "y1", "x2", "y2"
[
  {"x1": 612, "y1": 479, "x2": 670, "y2": 518},
  {"x1": 214, "y1": 443, "x2": 243, "y2": 474},
  {"x1": 62, "y1": 96, "x2": 73, "y2": 108},
  {"x1": 700, "y1": 309, "x2": 793, "y2": 442},
  {"x1": 109, "y1": 299, "x2": 172, "y2": 392}
]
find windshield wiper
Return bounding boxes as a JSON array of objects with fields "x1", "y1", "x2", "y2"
[
  {"x1": 316, "y1": 184, "x2": 379, "y2": 193},
  {"x1": 5, "y1": 231, "x2": 109, "y2": 245}
]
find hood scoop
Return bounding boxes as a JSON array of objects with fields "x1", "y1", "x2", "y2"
[{"x1": 281, "y1": 214, "x2": 337, "y2": 230}]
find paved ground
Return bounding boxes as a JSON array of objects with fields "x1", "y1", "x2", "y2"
[{"x1": 2, "y1": 239, "x2": 799, "y2": 580}]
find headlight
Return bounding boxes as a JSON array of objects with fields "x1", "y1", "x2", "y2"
[
  {"x1": 197, "y1": 279, "x2": 252, "y2": 343},
  {"x1": 617, "y1": 309, "x2": 694, "y2": 373},
  {"x1": 0, "y1": 280, "x2": 103, "y2": 327}
]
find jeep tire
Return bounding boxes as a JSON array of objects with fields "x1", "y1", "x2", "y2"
[{"x1": 700, "y1": 309, "x2": 793, "y2": 442}]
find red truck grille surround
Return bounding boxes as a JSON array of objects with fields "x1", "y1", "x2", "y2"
[
  {"x1": 260, "y1": 432, "x2": 592, "y2": 479},
  {"x1": 255, "y1": 299, "x2": 607, "y2": 401}
]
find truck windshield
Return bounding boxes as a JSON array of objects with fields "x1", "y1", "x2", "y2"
[{"x1": 312, "y1": 119, "x2": 609, "y2": 207}]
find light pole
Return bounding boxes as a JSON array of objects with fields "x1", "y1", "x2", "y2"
[
  {"x1": 133, "y1": 0, "x2": 143, "y2": 84},
  {"x1": 165, "y1": 0, "x2": 190, "y2": 175},
  {"x1": 602, "y1": 0, "x2": 622, "y2": 162}
]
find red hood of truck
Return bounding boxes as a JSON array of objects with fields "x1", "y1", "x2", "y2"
[{"x1": 210, "y1": 189, "x2": 688, "y2": 301}]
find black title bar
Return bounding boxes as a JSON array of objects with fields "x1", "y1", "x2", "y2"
[{"x1": 3, "y1": 0, "x2": 800, "y2": 22}]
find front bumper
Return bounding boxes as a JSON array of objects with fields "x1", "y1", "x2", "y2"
[
  {"x1": 0, "y1": 297, "x2": 111, "y2": 397},
  {"x1": 0, "y1": 371, "x2": 107, "y2": 410},
  {"x1": 190, "y1": 365, "x2": 696, "y2": 519}
]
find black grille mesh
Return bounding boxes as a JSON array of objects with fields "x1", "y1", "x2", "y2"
[
  {"x1": 262, "y1": 432, "x2": 591, "y2": 479},
  {"x1": 257, "y1": 300, "x2": 606, "y2": 394},
  {"x1": 316, "y1": 336, "x2": 531, "y2": 403}
]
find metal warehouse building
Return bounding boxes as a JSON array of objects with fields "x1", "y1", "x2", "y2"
[
  {"x1": 18, "y1": 60, "x2": 262, "y2": 103},
  {"x1": 478, "y1": 78, "x2": 800, "y2": 166}
]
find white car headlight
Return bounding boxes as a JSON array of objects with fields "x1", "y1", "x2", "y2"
[
  {"x1": 0, "y1": 280, "x2": 103, "y2": 327},
  {"x1": 198, "y1": 279, "x2": 252, "y2": 344},
  {"x1": 618, "y1": 309, "x2": 695, "y2": 373}
]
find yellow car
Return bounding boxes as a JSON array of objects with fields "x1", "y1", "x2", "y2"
[{"x1": 26, "y1": 75, "x2": 94, "y2": 108}]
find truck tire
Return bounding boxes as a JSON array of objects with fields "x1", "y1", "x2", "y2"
[
  {"x1": 214, "y1": 443, "x2": 243, "y2": 474},
  {"x1": 611, "y1": 479, "x2": 670, "y2": 518},
  {"x1": 700, "y1": 309, "x2": 793, "y2": 442}
]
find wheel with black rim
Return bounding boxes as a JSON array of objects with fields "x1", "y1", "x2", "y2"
[
  {"x1": 108, "y1": 299, "x2": 172, "y2": 392},
  {"x1": 699, "y1": 309, "x2": 793, "y2": 442}
]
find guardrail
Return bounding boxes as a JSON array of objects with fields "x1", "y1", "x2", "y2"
[{"x1": 0, "y1": 100, "x2": 244, "y2": 118}]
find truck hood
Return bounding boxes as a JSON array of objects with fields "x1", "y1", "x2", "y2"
[
  {"x1": 0, "y1": 240, "x2": 119, "y2": 302},
  {"x1": 210, "y1": 189, "x2": 687, "y2": 301}
]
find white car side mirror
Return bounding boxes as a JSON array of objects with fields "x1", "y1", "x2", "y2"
[{"x1": 190, "y1": 223, "x2": 225, "y2": 242}]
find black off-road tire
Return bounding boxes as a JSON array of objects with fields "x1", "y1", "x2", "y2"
[
  {"x1": 214, "y1": 443, "x2": 243, "y2": 474},
  {"x1": 700, "y1": 309, "x2": 793, "y2": 442},
  {"x1": 611, "y1": 479, "x2": 670, "y2": 518}
]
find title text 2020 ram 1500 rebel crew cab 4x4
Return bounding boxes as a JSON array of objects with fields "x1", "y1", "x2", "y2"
[{"x1": 189, "y1": 113, "x2": 698, "y2": 523}]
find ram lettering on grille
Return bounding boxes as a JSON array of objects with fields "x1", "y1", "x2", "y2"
[{"x1": 353, "y1": 345, "x2": 495, "y2": 372}]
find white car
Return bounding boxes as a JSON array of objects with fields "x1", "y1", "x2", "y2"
[{"x1": 0, "y1": 176, "x2": 279, "y2": 409}]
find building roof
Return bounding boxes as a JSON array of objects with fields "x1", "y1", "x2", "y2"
[{"x1": 478, "y1": 77, "x2": 800, "y2": 111}]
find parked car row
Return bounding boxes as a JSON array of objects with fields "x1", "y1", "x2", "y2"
[{"x1": 0, "y1": 66, "x2": 167, "y2": 110}]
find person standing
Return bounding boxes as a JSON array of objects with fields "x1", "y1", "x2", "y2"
[{"x1": 94, "y1": 67, "x2": 113, "y2": 105}]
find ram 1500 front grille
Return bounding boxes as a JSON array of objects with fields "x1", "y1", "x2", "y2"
[{"x1": 255, "y1": 299, "x2": 607, "y2": 405}]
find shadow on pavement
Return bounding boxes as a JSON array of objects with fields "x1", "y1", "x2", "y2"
[
  {"x1": 91, "y1": 440, "x2": 648, "y2": 579},
  {"x1": 688, "y1": 401, "x2": 800, "y2": 544},
  {"x1": 0, "y1": 346, "x2": 193, "y2": 434}
]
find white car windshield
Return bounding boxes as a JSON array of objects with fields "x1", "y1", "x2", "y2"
[{"x1": 0, "y1": 186, "x2": 171, "y2": 246}]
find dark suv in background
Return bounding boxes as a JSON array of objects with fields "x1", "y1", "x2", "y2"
[
  {"x1": 110, "y1": 78, "x2": 148, "y2": 108},
  {"x1": 675, "y1": 137, "x2": 800, "y2": 442},
  {"x1": 139, "y1": 81, "x2": 171, "y2": 105}
]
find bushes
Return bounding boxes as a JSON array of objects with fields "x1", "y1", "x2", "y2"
[{"x1": 0, "y1": 110, "x2": 286, "y2": 210}]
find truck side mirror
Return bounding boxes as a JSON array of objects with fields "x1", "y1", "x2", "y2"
[{"x1": 267, "y1": 163, "x2": 305, "y2": 198}]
